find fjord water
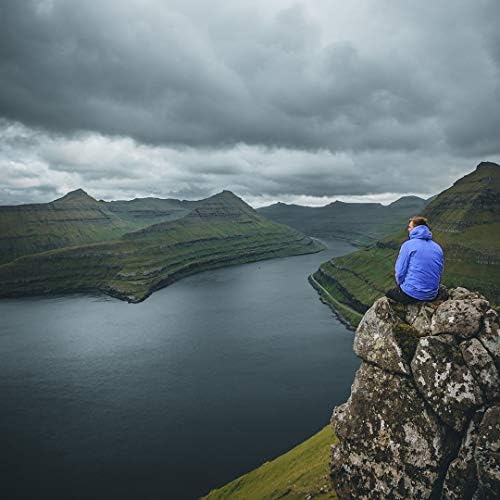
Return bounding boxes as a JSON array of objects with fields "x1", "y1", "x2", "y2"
[{"x1": 0, "y1": 239, "x2": 360, "y2": 500}]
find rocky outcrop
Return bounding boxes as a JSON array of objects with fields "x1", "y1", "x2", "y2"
[{"x1": 330, "y1": 288, "x2": 500, "y2": 499}]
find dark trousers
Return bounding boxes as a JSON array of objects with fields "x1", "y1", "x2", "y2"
[
  {"x1": 385, "y1": 285, "x2": 449, "y2": 304},
  {"x1": 385, "y1": 286, "x2": 420, "y2": 304}
]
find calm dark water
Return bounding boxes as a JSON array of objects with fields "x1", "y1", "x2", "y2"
[{"x1": 0, "y1": 239, "x2": 360, "y2": 500}]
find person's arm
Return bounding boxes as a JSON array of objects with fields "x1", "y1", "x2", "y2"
[{"x1": 395, "y1": 242, "x2": 412, "y2": 285}]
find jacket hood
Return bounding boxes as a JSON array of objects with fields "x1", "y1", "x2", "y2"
[{"x1": 409, "y1": 224, "x2": 433, "y2": 240}]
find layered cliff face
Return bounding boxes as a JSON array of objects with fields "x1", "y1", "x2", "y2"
[{"x1": 330, "y1": 287, "x2": 500, "y2": 499}]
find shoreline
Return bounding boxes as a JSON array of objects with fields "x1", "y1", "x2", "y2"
[
  {"x1": 0, "y1": 242, "x2": 326, "y2": 304},
  {"x1": 308, "y1": 273, "x2": 362, "y2": 330}
]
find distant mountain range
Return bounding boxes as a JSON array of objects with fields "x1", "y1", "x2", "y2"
[
  {"x1": 0, "y1": 190, "x2": 324, "y2": 302},
  {"x1": 0, "y1": 188, "x2": 198, "y2": 266},
  {"x1": 258, "y1": 195, "x2": 429, "y2": 246},
  {"x1": 0, "y1": 187, "x2": 428, "y2": 266},
  {"x1": 311, "y1": 162, "x2": 500, "y2": 326}
]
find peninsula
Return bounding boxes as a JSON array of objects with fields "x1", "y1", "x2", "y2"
[{"x1": 0, "y1": 190, "x2": 324, "y2": 302}]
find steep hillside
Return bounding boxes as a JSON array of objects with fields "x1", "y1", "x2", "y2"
[
  {"x1": 0, "y1": 190, "x2": 205, "y2": 266},
  {"x1": 203, "y1": 425, "x2": 338, "y2": 500},
  {"x1": 311, "y1": 162, "x2": 500, "y2": 327},
  {"x1": 0, "y1": 191, "x2": 324, "y2": 302},
  {"x1": 0, "y1": 189, "x2": 136, "y2": 265},
  {"x1": 258, "y1": 195, "x2": 427, "y2": 246}
]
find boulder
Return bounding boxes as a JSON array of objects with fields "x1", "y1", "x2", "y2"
[
  {"x1": 411, "y1": 335, "x2": 484, "y2": 432},
  {"x1": 403, "y1": 301, "x2": 439, "y2": 337},
  {"x1": 478, "y1": 309, "x2": 500, "y2": 371},
  {"x1": 448, "y1": 287, "x2": 486, "y2": 302},
  {"x1": 461, "y1": 338, "x2": 500, "y2": 402},
  {"x1": 330, "y1": 362, "x2": 452, "y2": 499},
  {"x1": 353, "y1": 297, "x2": 417, "y2": 375},
  {"x1": 431, "y1": 299, "x2": 484, "y2": 338},
  {"x1": 441, "y1": 408, "x2": 485, "y2": 499},
  {"x1": 474, "y1": 405, "x2": 500, "y2": 498},
  {"x1": 330, "y1": 287, "x2": 499, "y2": 499}
]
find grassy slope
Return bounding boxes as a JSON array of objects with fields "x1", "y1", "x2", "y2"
[
  {"x1": 0, "y1": 190, "x2": 140, "y2": 265},
  {"x1": 0, "y1": 192, "x2": 324, "y2": 302},
  {"x1": 203, "y1": 425, "x2": 338, "y2": 500},
  {"x1": 0, "y1": 190, "x2": 200, "y2": 266},
  {"x1": 312, "y1": 163, "x2": 500, "y2": 327}
]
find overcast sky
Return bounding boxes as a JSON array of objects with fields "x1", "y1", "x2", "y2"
[{"x1": 1, "y1": 0, "x2": 499, "y2": 207}]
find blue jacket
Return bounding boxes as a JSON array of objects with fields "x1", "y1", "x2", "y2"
[{"x1": 395, "y1": 225, "x2": 444, "y2": 300}]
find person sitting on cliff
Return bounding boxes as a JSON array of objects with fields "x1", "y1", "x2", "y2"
[{"x1": 386, "y1": 216, "x2": 447, "y2": 304}]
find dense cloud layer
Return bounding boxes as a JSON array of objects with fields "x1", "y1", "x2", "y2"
[
  {"x1": 0, "y1": 0, "x2": 499, "y2": 204},
  {"x1": 0, "y1": 120, "x2": 474, "y2": 206}
]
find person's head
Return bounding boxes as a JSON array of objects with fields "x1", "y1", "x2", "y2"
[{"x1": 408, "y1": 216, "x2": 428, "y2": 233}]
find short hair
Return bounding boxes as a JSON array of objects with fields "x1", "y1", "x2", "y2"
[{"x1": 409, "y1": 216, "x2": 428, "y2": 227}]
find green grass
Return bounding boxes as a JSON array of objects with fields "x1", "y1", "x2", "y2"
[
  {"x1": 203, "y1": 425, "x2": 338, "y2": 500},
  {"x1": 308, "y1": 274, "x2": 363, "y2": 328},
  {"x1": 0, "y1": 198, "x2": 147, "y2": 265}
]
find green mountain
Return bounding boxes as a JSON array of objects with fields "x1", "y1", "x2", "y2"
[
  {"x1": 0, "y1": 189, "x2": 207, "y2": 266},
  {"x1": 311, "y1": 162, "x2": 500, "y2": 327},
  {"x1": 0, "y1": 189, "x2": 134, "y2": 265},
  {"x1": 0, "y1": 190, "x2": 324, "y2": 302},
  {"x1": 257, "y1": 195, "x2": 428, "y2": 246}
]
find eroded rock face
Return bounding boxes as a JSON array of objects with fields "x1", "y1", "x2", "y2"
[
  {"x1": 404, "y1": 301, "x2": 439, "y2": 336},
  {"x1": 478, "y1": 309, "x2": 500, "y2": 371},
  {"x1": 448, "y1": 287, "x2": 485, "y2": 301},
  {"x1": 411, "y1": 335, "x2": 484, "y2": 432},
  {"x1": 431, "y1": 299, "x2": 484, "y2": 338},
  {"x1": 461, "y1": 338, "x2": 500, "y2": 402},
  {"x1": 474, "y1": 405, "x2": 500, "y2": 499},
  {"x1": 441, "y1": 409, "x2": 485, "y2": 500},
  {"x1": 353, "y1": 297, "x2": 416, "y2": 375},
  {"x1": 331, "y1": 362, "x2": 451, "y2": 499},
  {"x1": 330, "y1": 287, "x2": 500, "y2": 500}
]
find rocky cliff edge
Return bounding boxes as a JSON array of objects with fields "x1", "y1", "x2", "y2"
[{"x1": 330, "y1": 287, "x2": 500, "y2": 499}]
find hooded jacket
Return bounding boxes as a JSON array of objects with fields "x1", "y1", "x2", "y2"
[{"x1": 395, "y1": 225, "x2": 444, "y2": 300}]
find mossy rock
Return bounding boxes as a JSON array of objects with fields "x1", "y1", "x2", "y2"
[{"x1": 392, "y1": 322, "x2": 420, "y2": 364}]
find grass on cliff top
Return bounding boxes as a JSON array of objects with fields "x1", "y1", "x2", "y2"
[{"x1": 203, "y1": 425, "x2": 338, "y2": 500}]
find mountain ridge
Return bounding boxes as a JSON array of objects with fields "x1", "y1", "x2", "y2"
[
  {"x1": 258, "y1": 195, "x2": 429, "y2": 246},
  {"x1": 0, "y1": 189, "x2": 324, "y2": 302},
  {"x1": 0, "y1": 189, "x2": 255, "y2": 265}
]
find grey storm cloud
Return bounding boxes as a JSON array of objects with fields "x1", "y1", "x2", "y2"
[{"x1": 0, "y1": 0, "x2": 499, "y2": 205}]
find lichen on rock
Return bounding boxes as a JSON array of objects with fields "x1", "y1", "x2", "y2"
[
  {"x1": 474, "y1": 405, "x2": 500, "y2": 499},
  {"x1": 431, "y1": 299, "x2": 485, "y2": 338},
  {"x1": 460, "y1": 338, "x2": 500, "y2": 402},
  {"x1": 330, "y1": 362, "x2": 451, "y2": 499},
  {"x1": 411, "y1": 334, "x2": 484, "y2": 432},
  {"x1": 403, "y1": 301, "x2": 439, "y2": 336},
  {"x1": 330, "y1": 287, "x2": 500, "y2": 499},
  {"x1": 478, "y1": 309, "x2": 500, "y2": 371},
  {"x1": 353, "y1": 297, "x2": 418, "y2": 375},
  {"x1": 441, "y1": 408, "x2": 485, "y2": 500}
]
